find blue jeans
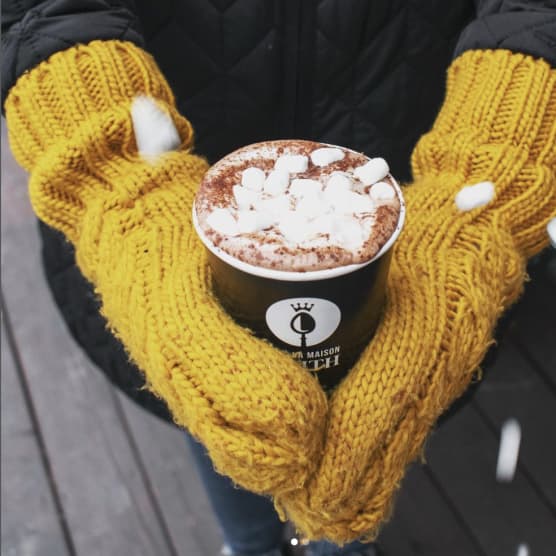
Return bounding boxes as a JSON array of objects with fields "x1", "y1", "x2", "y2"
[{"x1": 185, "y1": 434, "x2": 373, "y2": 556}]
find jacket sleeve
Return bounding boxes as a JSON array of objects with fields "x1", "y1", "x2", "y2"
[
  {"x1": 454, "y1": 0, "x2": 556, "y2": 66},
  {"x1": 1, "y1": 0, "x2": 145, "y2": 106}
]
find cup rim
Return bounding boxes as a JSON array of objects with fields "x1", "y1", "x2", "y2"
[{"x1": 192, "y1": 164, "x2": 406, "y2": 283}]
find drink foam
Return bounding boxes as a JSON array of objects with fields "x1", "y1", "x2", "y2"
[{"x1": 195, "y1": 140, "x2": 402, "y2": 272}]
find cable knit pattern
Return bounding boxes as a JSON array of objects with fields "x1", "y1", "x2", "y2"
[{"x1": 5, "y1": 41, "x2": 555, "y2": 543}]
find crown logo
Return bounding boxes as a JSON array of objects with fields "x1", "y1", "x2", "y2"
[{"x1": 291, "y1": 302, "x2": 314, "y2": 312}]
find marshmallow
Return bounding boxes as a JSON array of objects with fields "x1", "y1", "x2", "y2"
[
  {"x1": 275, "y1": 154, "x2": 308, "y2": 174},
  {"x1": 547, "y1": 217, "x2": 556, "y2": 248},
  {"x1": 278, "y1": 211, "x2": 314, "y2": 244},
  {"x1": 237, "y1": 210, "x2": 273, "y2": 234},
  {"x1": 369, "y1": 181, "x2": 396, "y2": 201},
  {"x1": 332, "y1": 190, "x2": 375, "y2": 215},
  {"x1": 257, "y1": 211, "x2": 276, "y2": 231},
  {"x1": 289, "y1": 179, "x2": 322, "y2": 198},
  {"x1": 237, "y1": 210, "x2": 259, "y2": 234},
  {"x1": 351, "y1": 193, "x2": 375, "y2": 213},
  {"x1": 233, "y1": 184, "x2": 260, "y2": 209},
  {"x1": 354, "y1": 157, "x2": 389, "y2": 185},
  {"x1": 330, "y1": 216, "x2": 365, "y2": 250},
  {"x1": 326, "y1": 172, "x2": 352, "y2": 189},
  {"x1": 241, "y1": 167, "x2": 266, "y2": 191},
  {"x1": 255, "y1": 195, "x2": 291, "y2": 221},
  {"x1": 207, "y1": 208, "x2": 239, "y2": 236},
  {"x1": 324, "y1": 186, "x2": 351, "y2": 212},
  {"x1": 324, "y1": 175, "x2": 352, "y2": 204},
  {"x1": 263, "y1": 169, "x2": 290, "y2": 196},
  {"x1": 309, "y1": 215, "x2": 334, "y2": 236},
  {"x1": 455, "y1": 181, "x2": 495, "y2": 211},
  {"x1": 496, "y1": 418, "x2": 521, "y2": 482},
  {"x1": 296, "y1": 192, "x2": 330, "y2": 220},
  {"x1": 310, "y1": 147, "x2": 345, "y2": 167}
]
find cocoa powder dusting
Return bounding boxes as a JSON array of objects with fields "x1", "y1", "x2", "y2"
[{"x1": 195, "y1": 140, "x2": 402, "y2": 271}]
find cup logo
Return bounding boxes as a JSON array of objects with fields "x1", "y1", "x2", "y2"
[
  {"x1": 265, "y1": 298, "x2": 341, "y2": 347},
  {"x1": 289, "y1": 302, "x2": 316, "y2": 350}
]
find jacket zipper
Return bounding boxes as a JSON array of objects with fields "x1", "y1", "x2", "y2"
[
  {"x1": 294, "y1": 0, "x2": 316, "y2": 139},
  {"x1": 281, "y1": 0, "x2": 315, "y2": 139}
]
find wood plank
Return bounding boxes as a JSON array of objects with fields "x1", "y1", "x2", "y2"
[
  {"x1": 378, "y1": 463, "x2": 481, "y2": 555},
  {"x1": 1, "y1": 121, "x2": 174, "y2": 556},
  {"x1": 427, "y1": 403, "x2": 556, "y2": 556},
  {"x1": 473, "y1": 337, "x2": 556, "y2": 512},
  {"x1": 509, "y1": 253, "x2": 556, "y2": 389},
  {"x1": 1, "y1": 320, "x2": 72, "y2": 556},
  {"x1": 116, "y1": 391, "x2": 223, "y2": 556}
]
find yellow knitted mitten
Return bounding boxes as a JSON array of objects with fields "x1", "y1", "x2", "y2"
[
  {"x1": 5, "y1": 40, "x2": 327, "y2": 496},
  {"x1": 277, "y1": 50, "x2": 556, "y2": 542}
]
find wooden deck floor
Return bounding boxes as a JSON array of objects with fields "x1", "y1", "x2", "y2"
[{"x1": 2, "y1": 118, "x2": 555, "y2": 556}]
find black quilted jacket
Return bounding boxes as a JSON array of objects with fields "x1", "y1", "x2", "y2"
[{"x1": 3, "y1": 0, "x2": 556, "y2": 423}]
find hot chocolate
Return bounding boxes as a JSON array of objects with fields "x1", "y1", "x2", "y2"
[{"x1": 195, "y1": 140, "x2": 401, "y2": 272}]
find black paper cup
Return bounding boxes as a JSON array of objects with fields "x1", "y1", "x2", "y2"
[{"x1": 192, "y1": 186, "x2": 405, "y2": 392}]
